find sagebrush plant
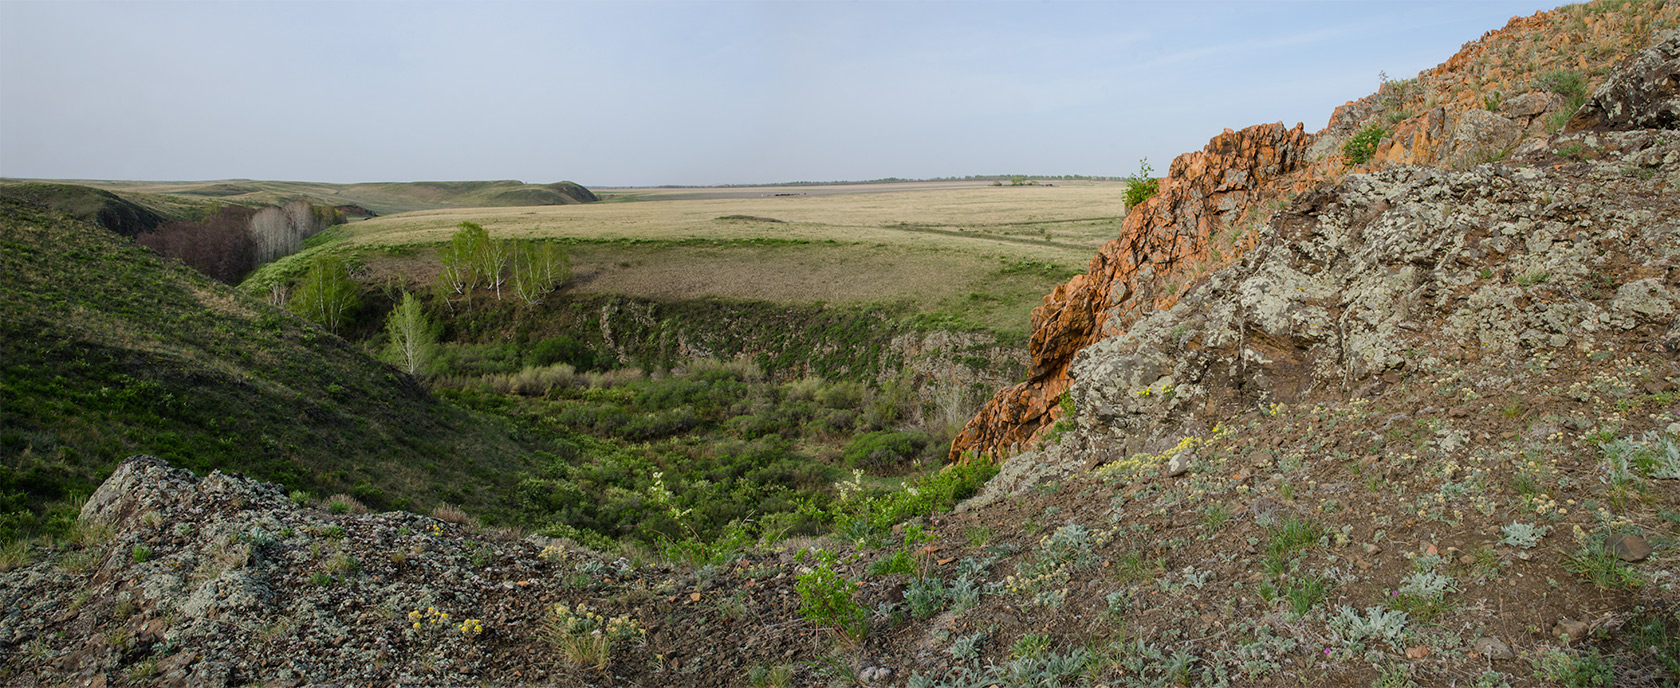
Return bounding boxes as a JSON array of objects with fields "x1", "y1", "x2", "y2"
[
  {"x1": 1501, "y1": 521, "x2": 1552, "y2": 549},
  {"x1": 1005, "y1": 523, "x2": 1107, "y2": 605},
  {"x1": 1343, "y1": 126, "x2": 1386, "y2": 165},
  {"x1": 905, "y1": 576, "x2": 947, "y2": 619},
  {"x1": 1328, "y1": 605, "x2": 1409, "y2": 657}
]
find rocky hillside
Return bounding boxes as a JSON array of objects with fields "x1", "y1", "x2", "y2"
[
  {"x1": 952, "y1": 1, "x2": 1680, "y2": 459},
  {"x1": 3, "y1": 5, "x2": 1678, "y2": 688}
]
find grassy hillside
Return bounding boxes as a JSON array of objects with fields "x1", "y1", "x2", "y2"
[
  {"x1": 0, "y1": 200, "x2": 549, "y2": 539},
  {"x1": 25, "y1": 178, "x2": 600, "y2": 217},
  {"x1": 0, "y1": 182, "x2": 165, "y2": 237}
]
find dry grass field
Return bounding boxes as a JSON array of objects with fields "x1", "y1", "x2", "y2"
[{"x1": 346, "y1": 180, "x2": 1131, "y2": 335}]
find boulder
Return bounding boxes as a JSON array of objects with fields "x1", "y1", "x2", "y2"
[{"x1": 1569, "y1": 30, "x2": 1680, "y2": 132}]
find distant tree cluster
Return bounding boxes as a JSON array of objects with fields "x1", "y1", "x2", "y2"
[
  {"x1": 135, "y1": 205, "x2": 258, "y2": 283},
  {"x1": 438, "y1": 221, "x2": 570, "y2": 305},
  {"x1": 135, "y1": 200, "x2": 343, "y2": 284}
]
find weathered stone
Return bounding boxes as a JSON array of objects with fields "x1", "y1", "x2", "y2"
[
  {"x1": 1554, "y1": 618, "x2": 1589, "y2": 641},
  {"x1": 1611, "y1": 278, "x2": 1678, "y2": 324},
  {"x1": 1474, "y1": 636, "x2": 1515, "y2": 660},
  {"x1": 1504, "y1": 92, "x2": 1560, "y2": 118},
  {"x1": 1607, "y1": 533, "x2": 1653, "y2": 562},
  {"x1": 1165, "y1": 451, "x2": 1193, "y2": 477},
  {"x1": 1569, "y1": 30, "x2": 1680, "y2": 132},
  {"x1": 1449, "y1": 109, "x2": 1524, "y2": 166},
  {"x1": 950, "y1": 122, "x2": 1315, "y2": 459}
]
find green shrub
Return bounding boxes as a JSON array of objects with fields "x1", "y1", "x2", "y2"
[
  {"x1": 794, "y1": 549, "x2": 869, "y2": 640},
  {"x1": 288, "y1": 255, "x2": 361, "y2": 333},
  {"x1": 1124, "y1": 158, "x2": 1159, "y2": 209},
  {"x1": 832, "y1": 455, "x2": 998, "y2": 537},
  {"x1": 1343, "y1": 126, "x2": 1386, "y2": 165},
  {"x1": 842, "y1": 431, "x2": 931, "y2": 470},
  {"x1": 1538, "y1": 69, "x2": 1586, "y2": 101},
  {"x1": 1539, "y1": 69, "x2": 1590, "y2": 132},
  {"x1": 526, "y1": 335, "x2": 609, "y2": 372},
  {"x1": 1533, "y1": 648, "x2": 1615, "y2": 687}
]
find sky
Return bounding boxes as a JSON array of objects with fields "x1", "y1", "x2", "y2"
[{"x1": 0, "y1": 0, "x2": 1564, "y2": 187}]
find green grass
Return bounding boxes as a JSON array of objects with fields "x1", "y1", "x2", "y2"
[
  {"x1": 0, "y1": 182, "x2": 166, "y2": 236},
  {"x1": 1265, "y1": 516, "x2": 1324, "y2": 558},
  {"x1": 0, "y1": 200, "x2": 546, "y2": 541}
]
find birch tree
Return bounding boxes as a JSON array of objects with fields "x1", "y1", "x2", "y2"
[
  {"x1": 382, "y1": 291, "x2": 437, "y2": 374},
  {"x1": 476, "y1": 232, "x2": 511, "y2": 300},
  {"x1": 289, "y1": 255, "x2": 360, "y2": 333},
  {"x1": 510, "y1": 241, "x2": 571, "y2": 305},
  {"x1": 438, "y1": 222, "x2": 486, "y2": 294}
]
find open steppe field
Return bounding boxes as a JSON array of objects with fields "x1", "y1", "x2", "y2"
[{"x1": 345, "y1": 180, "x2": 1132, "y2": 335}]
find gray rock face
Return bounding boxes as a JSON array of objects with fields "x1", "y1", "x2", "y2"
[
  {"x1": 1449, "y1": 109, "x2": 1524, "y2": 166},
  {"x1": 1064, "y1": 115, "x2": 1680, "y2": 470},
  {"x1": 1504, "y1": 92, "x2": 1561, "y2": 119},
  {"x1": 1570, "y1": 30, "x2": 1680, "y2": 131}
]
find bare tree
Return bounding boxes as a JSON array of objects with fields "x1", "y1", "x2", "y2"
[
  {"x1": 249, "y1": 207, "x2": 291, "y2": 264},
  {"x1": 135, "y1": 205, "x2": 257, "y2": 283}
]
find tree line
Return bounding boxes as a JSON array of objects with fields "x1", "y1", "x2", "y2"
[
  {"x1": 136, "y1": 200, "x2": 343, "y2": 283},
  {"x1": 285, "y1": 221, "x2": 572, "y2": 376}
]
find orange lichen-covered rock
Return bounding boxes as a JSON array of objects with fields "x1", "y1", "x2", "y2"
[
  {"x1": 950, "y1": 122, "x2": 1314, "y2": 460},
  {"x1": 949, "y1": 2, "x2": 1680, "y2": 463}
]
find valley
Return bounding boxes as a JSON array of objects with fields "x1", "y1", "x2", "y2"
[{"x1": 1, "y1": 2, "x2": 1678, "y2": 687}]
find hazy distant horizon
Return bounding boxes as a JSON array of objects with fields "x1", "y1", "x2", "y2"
[{"x1": 2, "y1": 1, "x2": 1564, "y2": 187}]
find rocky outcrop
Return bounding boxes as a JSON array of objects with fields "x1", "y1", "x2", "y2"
[
  {"x1": 1040, "y1": 35, "x2": 1680, "y2": 461},
  {"x1": 950, "y1": 122, "x2": 1314, "y2": 459},
  {"x1": 950, "y1": 4, "x2": 1680, "y2": 461},
  {"x1": 1066, "y1": 136, "x2": 1679, "y2": 457},
  {"x1": 1569, "y1": 29, "x2": 1680, "y2": 132},
  {"x1": 2, "y1": 456, "x2": 831, "y2": 687}
]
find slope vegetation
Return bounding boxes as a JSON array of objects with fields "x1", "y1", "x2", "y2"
[
  {"x1": 0, "y1": 200, "x2": 543, "y2": 537},
  {"x1": 0, "y1": 182, "x2": 164, "y2": 237}
]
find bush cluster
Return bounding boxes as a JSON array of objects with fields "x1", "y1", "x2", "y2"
[{"x1": 1343, "y1": 126, "x2": 1386, "y2": 165}]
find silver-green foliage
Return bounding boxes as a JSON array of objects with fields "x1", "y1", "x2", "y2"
[
  {"x1": 1398, "y1": 570, "x2": 1456, "y2": 599},
  {"x1": 949, "y1": 631, "x2": 986, "y2": 663},
  {"x1": 1501, "y1": 521, "x2": 1552, "y2": 549},
  {"x1": 1328, "y1": 605, "x2": 1410, "y2": 655},
  {"x1": 906, "y1": 576, "x2": 947, "y2": 619},
  {"x1": 908, "y1": 649, "x2": 1092, "y2": 688}
]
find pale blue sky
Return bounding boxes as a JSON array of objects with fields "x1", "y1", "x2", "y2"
[{"x1": 1, "y1": 1, "x2": 1560, "y2": 186}]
